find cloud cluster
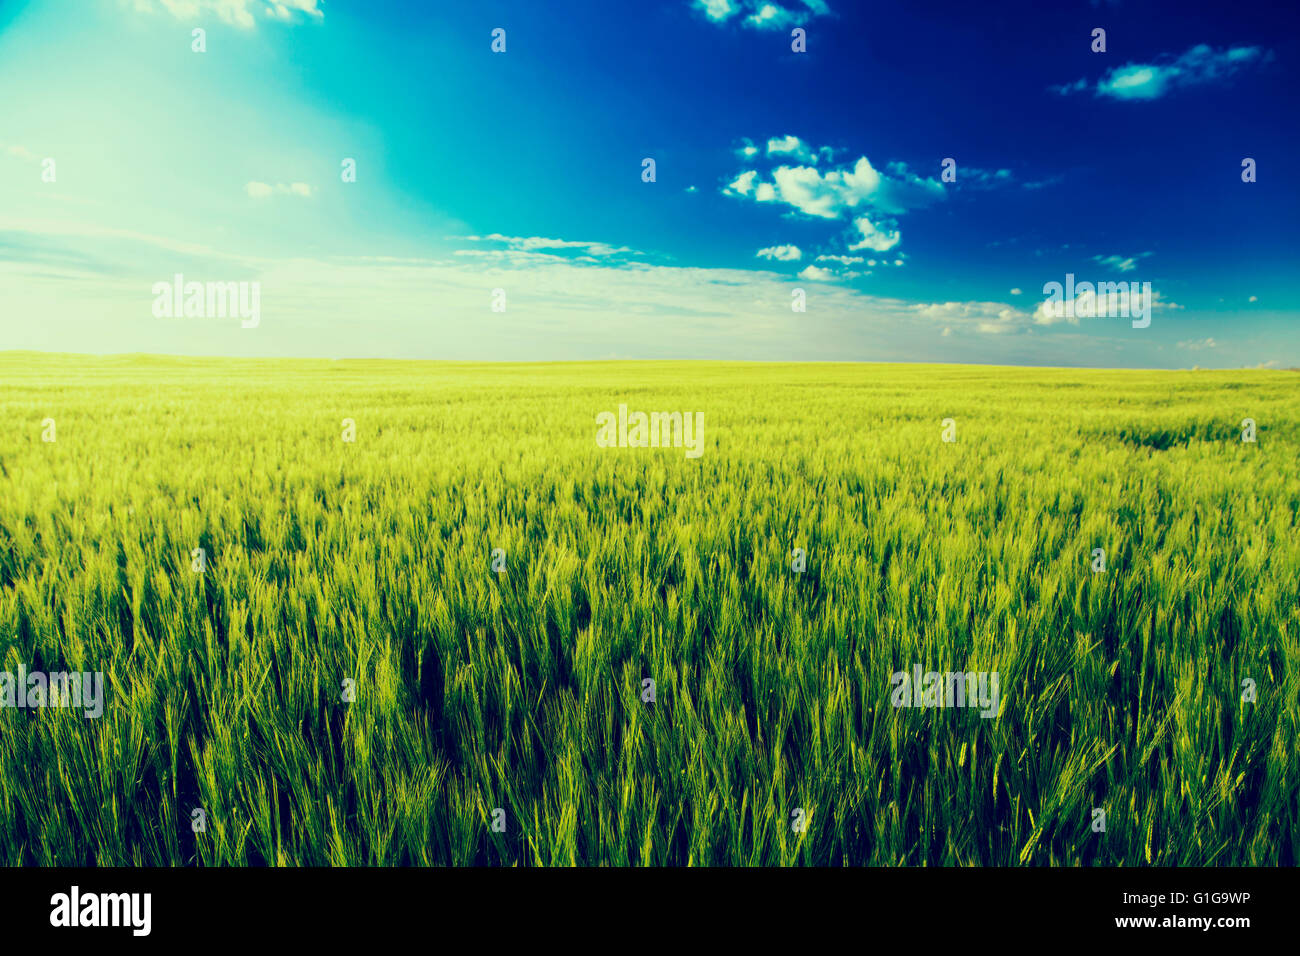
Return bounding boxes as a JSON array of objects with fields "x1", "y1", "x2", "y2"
[
  {"x1": 911, "y1": 300, "x2": 1033, "y2": 336},
  {"x1": 731, "y1": 151, "x2": 944, "y2": 219},
  {"x1": 0, "y1": 213, "x2": 1227, "y2": 367},
  {"x1": 911, "y1": 284, "x2": 1184, "y2": 336},
  {"x1": 693, "y1": 0, "x2": 832, "y2": 31},
  {"x1": 1032, "y1": 288, "x2": 1181, "y2": 327},
  {"x1": 723, "y1": 136, "x2": 946, "y2": 279}
]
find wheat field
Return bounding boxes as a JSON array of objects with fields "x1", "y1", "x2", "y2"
[{"x1": 0, "y1": 353, "x2": 1296, "y2": 865}]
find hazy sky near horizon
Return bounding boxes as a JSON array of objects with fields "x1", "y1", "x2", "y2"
[{"x1": 0, "y1": 0, "x2": 1296, "y2": 367}]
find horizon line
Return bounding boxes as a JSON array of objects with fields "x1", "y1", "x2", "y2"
[{"x1": 0, "y1": 350, "x2": 1295, "y2": 373}]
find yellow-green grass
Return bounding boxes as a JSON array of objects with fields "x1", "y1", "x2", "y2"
[{"x1": 0, "y1": 354, "x2": 1296, "y2": 865}]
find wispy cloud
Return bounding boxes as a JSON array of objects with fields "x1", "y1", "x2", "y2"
[
  {"x1": 1092, "y1": 252, "x2": 1152, "y2": 273},
  {"x1": 958, "y1": 167, "x2": 1013, "y2": 189},
  {"x1": 1, "y1": 144, "x2": 38, "y2": 163},
  {"x1": 912, "y1": 288, "x2": 1184, "y2": 336},
  {"x1": 458, "y1": 234, "x2": 637, "y2": 259},
  {"x1": 128, "y1": 0, "x2": 323, "y2": 29},
  {"x1": 0, "y1": 216, "x2": 264, "y2": 265},
  {"x1": 1022, "y1": 174, "x2": 1065, "y2": 191},
  {"x1": 245, "y1": 181, "x2": 314, "y2": 199},
  {"x1": 1054, "y1": 44, "x2": 1271, "y2": 100},
  {"x1": 911, "y1": 300, "x2": 1033, "y2": 336},
  {"x1": 0, "y1": 217, "x2": 975, "y2": 360}
]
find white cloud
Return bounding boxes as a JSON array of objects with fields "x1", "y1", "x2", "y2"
[
  {"x1": 1010, "y1": 288, "x2": 1022, "y2": 295},
  {"x1": 245, "y1": 181, "x2": 314, "y2": 199},
  {"x1": 800, "y1": 252, "x2": 867, "y2": 282},
  {"x1": 756, "y1": 245, "x2": 802, "y2": 261},
  {"x1": 913, "y1": 288, "x2": 1180, "y2": 335},
  {"x1": 725, "y1": 170, "x2": 758, "y2": 197},
  {"x1": 747, "y1": 3, "x2": 798, "y2": 29},
  {"x1": 767, "y1": 135, "x2": 815, "y2": 164},
  {"x1": 848, "y1": 215, "x2": 900, "y2": 252},
  {"x1": 775, "y1": 161, "x2": 863, "y2": 218},
  {"x1": 1055, "y1": 44, "x2": 1271, "y2": 101},
  {"x1": 733, "y1": 154, "x2": 944, "y2": 225},
  {"x1": 693, "y1": 0, "x2": 832, "y2": 30},
  {"x1": 1178, "y1": 338, "x2": 1218, "y2": 350},
  {"x1": 695, "y1": 0, "x2": 738, "y2": 21},
  {"x1": 797, "y1": 265, "x2": 835, "y2": 281},
  {"x1": 1248, "y1": 295, "x2": 1258, "y2": 303}
]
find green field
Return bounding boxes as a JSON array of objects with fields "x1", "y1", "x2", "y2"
[{"x1": 0, "y1": 354, "x2": 1296, "y2": 866}]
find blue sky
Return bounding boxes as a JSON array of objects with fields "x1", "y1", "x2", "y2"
[{"x1": 0, "y1": 0, "x2": 1296, "y2": 366}]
